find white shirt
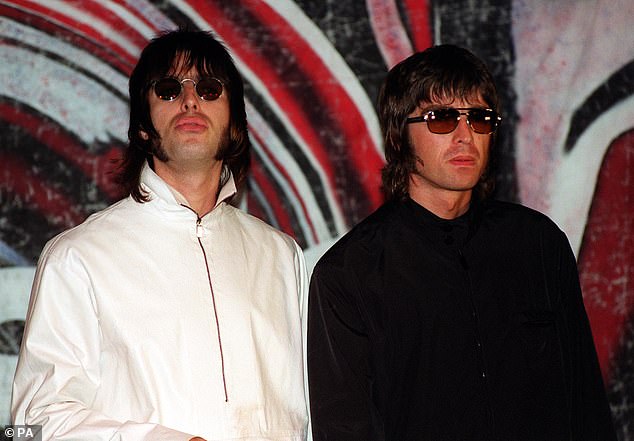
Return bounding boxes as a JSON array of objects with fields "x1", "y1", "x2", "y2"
[{"x1": 12, "y1": 164, "x2": 309, "y2": 440}]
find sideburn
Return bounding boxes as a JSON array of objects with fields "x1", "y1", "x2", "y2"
[
  {"x1": 149, "y1": 137, "x2": 170, "y2": 163},
  {"x1": 214, "y1": 125, "x2": 233, "y2": 162}
]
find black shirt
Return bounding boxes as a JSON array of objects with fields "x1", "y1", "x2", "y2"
[{"x1": 307, "y1": 198, "x2": 615, "y2": 441}]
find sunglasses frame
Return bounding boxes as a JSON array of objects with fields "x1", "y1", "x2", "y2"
[
  {"x1": 406, "y1": 107, "x2": 501, "y2": 134},
  {"x1": 151, "y1": 76, "x2": 224, "y2": 102}
]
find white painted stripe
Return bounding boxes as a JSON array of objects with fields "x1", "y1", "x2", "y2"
[
  {"x1": 549, "y1": 96, "x2": 634, "y2": 256},
  {"x1": 246, "y1": 177, "x2": 280, "y2": 231},
  {"x1": 98, "y1": 0, "x2": 162, "y2": 39},
  {"x1": 169, "y1": 0, "x2": 348, "y2": 235},
  {"x1": 366, "y1": 0, "x2": 414, "y2": 69},
  {"x1": 238, "y1": 65, "x2": 348, "y2": 235},
  {"x1": 264, "y1": 0, "x2": 383, "y2": 156},
  {"x1": 248, "y1": 100, "x2": 332, "y2": 246},
  {"x1": 122, "y1": 0, "x2": 177, "y2": 34},
  {"x1": 0, "y1": 241, "x2": 30, "y2": 267},
  {"x1": 0, "y1": 16, "x2": 129, "y2": 95},
  {"x1": 2, "y1": 0, "x2": 144, "y2": 57},
  {"x1": 0, "y1": 45, "x2": 128, "y2": 144}
]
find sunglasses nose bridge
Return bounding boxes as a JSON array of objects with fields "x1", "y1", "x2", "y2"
[
  {"x1": 178, "y1": 79, "x2": 203, "y2": 105},
  {"x1": 454, "y1": 111, "x2": 473, "y2": 133},
  {"x1": 179, "y1": 78, "x2": 197, "y2": 93}
]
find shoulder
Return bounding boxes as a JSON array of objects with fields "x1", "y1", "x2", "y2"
[
  {"x1": 46, "y1": 198, "x2": 130, "y2": 240},
  {"x1": 483, "y1": 199, "x2": 562, "y2": 230},
  {"x1": 39, "y1": 197, "x2": 136, "y2": 258},
  {"x1": 314, "y1": 201, "x2": 402, "y2": 272},
  {"x1": 479, "y1": 199, "x2": 570, "y2": 247},
  {"x1": 221, "y1": 203, "x2": 301, "y2": 252}
]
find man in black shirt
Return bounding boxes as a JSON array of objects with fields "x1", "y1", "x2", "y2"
[{"x1": 307, "y1": 45, "x2": 615, "y2": 441}]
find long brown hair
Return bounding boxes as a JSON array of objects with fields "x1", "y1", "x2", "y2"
[
  {"x1": 118, "y1": 29, "x2": 250, "y2": 202},
  {"x1": 378, "y1": 44, "x2": 499, "y2": 201}
]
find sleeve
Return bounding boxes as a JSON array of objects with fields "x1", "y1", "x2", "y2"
[
  {"x1": 307, "y1": 260, "x2": 384, "y2": 441},
  {"x1": 10, "y1": 244, "x2": 196, "y2": 441},
  {"x1": 292, "y1": 241, "x2": 313, "y2": 441},
  {"x1": 556, "y1": 232, "x2": 617, "y2": 440}
]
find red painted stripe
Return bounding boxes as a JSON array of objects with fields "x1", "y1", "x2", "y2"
[
  {"x1": 189, "y1": 2, "x2": 337, "y2": 187},
  {"x1": 403, "y1": 0, "x2": 433, "y2": 50},
  {"x1": 109, "y1": 0, "x2": 162, "y2": 34},
  {"x1": 0, "y1": 0, "x2": 143, "y2": 72},
  {"x1": 245, "y1": 192, "x2": 269, "y2": 227},
  {"x1": 250, "y1": 127, "x2": 319, "y2": 243},
  {"x1": 46, "y1": 0, "x2": 150, "y2": 50},
  {"x1": 249, "y1": 159, "x2": 297, "y2": 240},
  {"x1": 1, "y1": 153, "x2": 87, "y2": 228},
  {"x1": 243, "y1": 0, "x2": 384, "y2": 210},
  {"x1": 188, "y1": 0, "x2": 383, "y2": 212},
  {"x1": 0, "y1": 102, "x2": 124, "y2": 200},
  {"x1": 578, "y1": 129, "x2": 634, "y2": 382}
]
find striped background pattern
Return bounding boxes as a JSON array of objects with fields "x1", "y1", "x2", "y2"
[{"x1": 0, "y1": 0, "x2": 632, "y2": 437}]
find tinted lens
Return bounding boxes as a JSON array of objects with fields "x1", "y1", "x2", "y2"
[
  {"x1": 196, "y1": 77, "x2": 223, "y2": 101},
  {"x1": 468, "y1": 109, "x2": 498, "y2": 134},
  {"x1": 153, "y1": 78, "x2": 182, "y2": 101},
  {"x1": 426, "y1": 108, "x2": 461, "y2": 134}
]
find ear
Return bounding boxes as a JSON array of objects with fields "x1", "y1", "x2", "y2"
[{"x1": 139, "y1": 130, "x2": 149, "y2": 140}]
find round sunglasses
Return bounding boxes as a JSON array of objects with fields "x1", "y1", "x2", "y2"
[
  {"x1": 406, "y1": 107, "x2": 502, "y2": 134},
  {"x1": 152, "y1": 76, "x2": 223, "y2": 101}
]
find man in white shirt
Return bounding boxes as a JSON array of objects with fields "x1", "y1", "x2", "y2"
[{"x1": 12, "y1": 29, "x2": 309, "y2": 441}]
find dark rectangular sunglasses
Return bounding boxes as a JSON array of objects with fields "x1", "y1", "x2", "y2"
[
  {"x1": 152, "y1": 76, "x2": 223, "y2": 101},
  {"x1": 406, "y1": 107, "x2": 501, "y2": 134}
]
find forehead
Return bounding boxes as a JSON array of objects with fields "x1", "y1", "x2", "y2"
[
  {"x1": 420, "y1": 85, "x2": 487, "y2": 105},
  {"x1": 166, "y1": 58, "x2": 197, "y2": 77},
  {"x1": 165, "y1": 52, "x2": 211, "y2": 78},
  {"x1": 418, "y1": 94, "x2": 487, "y2": 111}
]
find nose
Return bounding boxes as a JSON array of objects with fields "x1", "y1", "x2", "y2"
[
  {"x1": 180, "y1": 80, "x2": 199, "y2": 111},
  {"x1": 453, "y1": 114, "x2": 474, "y2": 142}
]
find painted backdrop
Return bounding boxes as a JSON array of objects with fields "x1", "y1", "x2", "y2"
[{"x1": 0, "y1": 0, "x2": 632, "y2": 438}]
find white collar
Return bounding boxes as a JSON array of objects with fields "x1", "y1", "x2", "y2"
[{"x1": 140, "y1": 162, "x2": 238, "y2": 209}]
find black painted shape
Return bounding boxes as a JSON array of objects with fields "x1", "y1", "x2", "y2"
[
  {"x1": 606, "y1": 312, "x2": 634, "y2": 440},
  {"x1": 563, "y1": 59, "x2": 634, "y2": 153},
  {"x1": 0, "y1": 320, "x2": 24, "y2": 356},
  {"x1": 0, "y1": 98, "x2": 118, "y2": 264},
  {"x1": 433, "y1": 0, "x2": 519, "y2": 203}
]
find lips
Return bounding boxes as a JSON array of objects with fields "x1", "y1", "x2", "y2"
[
  {"x1": 449, "y1": 155, "x2": 477, "y2": 166},
  {"x1": 175, "y1": 116, "x2": 207, "y2": 132}
]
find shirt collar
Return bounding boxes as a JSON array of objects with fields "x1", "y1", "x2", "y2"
[
  {"x1": 140, "y1": 161, "x2": 237, "y2": 209},
  {"x1": 404, "y1": 197, "x2": 472, "y2": 226},
  {"x1": 402, "y1": 197, "x2": 480, "y2": 248}
]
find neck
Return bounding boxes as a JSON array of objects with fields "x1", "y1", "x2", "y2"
[
  {"x1": 153, "y1": 159, "x2": 224, "y2": 217},
  {"x1": 408, "y1": 187, "x2": 472, "y2": 220}
]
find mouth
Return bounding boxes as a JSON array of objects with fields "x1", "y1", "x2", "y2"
[
  {"x1": 449, "y1": 155, "x2": 477, "y2": 166},
  {"x1": 175, "y1": 117, "x2": 207, "y2": 132}
]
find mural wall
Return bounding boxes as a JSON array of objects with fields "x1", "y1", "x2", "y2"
[{"x1": 0, "y1": 0, "x2": 632, "y2": 438}]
